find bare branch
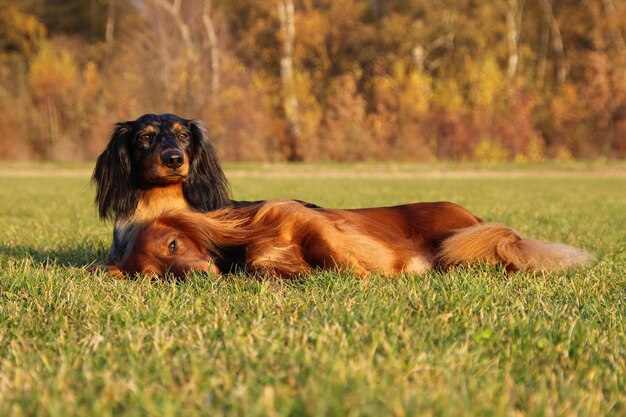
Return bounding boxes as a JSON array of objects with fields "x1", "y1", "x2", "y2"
[{"x1": 151, "y1": 0, "x2": 194, "y2": 62}]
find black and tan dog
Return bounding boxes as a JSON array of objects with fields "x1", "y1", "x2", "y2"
[{"x1": 92, "y1": 113, "x2": 232, "y2": 266}]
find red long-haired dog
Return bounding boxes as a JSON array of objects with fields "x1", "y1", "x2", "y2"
[{"x1": 106, "y1": 200, "x2": 590, "y2": 279}]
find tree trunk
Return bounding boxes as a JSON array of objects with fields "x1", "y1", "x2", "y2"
[
  {"x1": 202, "y1": 0, "x2": 220, "y2": 97},
  {"x1": 550, "y1": 4, "x2": 566, "y2": 85},
  {"x1": 506, "y1": 0, "x2": 525, "y2": 81},
  {"x1": 602, "y1": 0, "x2": 626, "y2": 55},
  {"x1": 537, "y1": 0, "x2": 551, "y2": 87},
  {"x1": 538, "y1": 0, "x2": 566, "y2": 86},
  {"x1": 104, "y1": 0, "x2": 116, "y2": 66},
  {"x1": 277, "y1": 0, "x2": 301, "y2": 161},
  {"x1": 152, "y1": 0, "x2": 194, "y2": 62},
  {"x1": 105, "y1": 0, "x2": 116, "y2": 45}
]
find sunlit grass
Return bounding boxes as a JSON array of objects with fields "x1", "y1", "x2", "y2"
[{"x1": 0, "y1": 164, "x2": 624, "y2": 416}]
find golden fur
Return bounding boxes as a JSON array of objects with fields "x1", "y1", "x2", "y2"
[{"x1": 107, "y1": 199, "x2": 591, "y2": 278}]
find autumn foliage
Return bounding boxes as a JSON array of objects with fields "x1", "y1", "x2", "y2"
[{"x1": 1, "y1": 0, "x2": 626, "y2": 161}]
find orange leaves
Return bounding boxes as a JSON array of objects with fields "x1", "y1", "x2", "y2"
[{"x1": 2, "y1": 0, "x2": 626, "y2": 160}]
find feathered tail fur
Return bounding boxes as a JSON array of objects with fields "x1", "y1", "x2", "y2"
[{"x1": 437, "y1": 223, "x2": 591, "y2": 272}]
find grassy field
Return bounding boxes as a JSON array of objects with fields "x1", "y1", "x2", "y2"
[{"x1": 0, "y1": 163, "x2": 624, "y2": 416}]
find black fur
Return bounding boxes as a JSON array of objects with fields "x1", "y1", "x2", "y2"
[
  {"x1": 92, "y1": 114, "x2": 233, "y2": 222},
  {"x1": 183, "y1": 120, "x2": 232, "y2": 211},
  {"x1": 92, "y1": 122, "x2": 138, "y2": 220}
]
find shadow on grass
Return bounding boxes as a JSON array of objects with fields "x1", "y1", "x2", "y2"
[{"x1": 0, "y1": 242, "x2": 106, "y2": 269}]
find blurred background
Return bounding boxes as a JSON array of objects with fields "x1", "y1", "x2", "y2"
[{"x1": 1, "y1": 0, "x2": 625, "y2": 162}]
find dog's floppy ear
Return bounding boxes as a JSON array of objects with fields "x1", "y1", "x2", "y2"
[
  {"x1": 92, "y1": 122, "x2": 138, "y2": 220},
  {"x1": 184, "y1": 120, "x2": 232, "y2": 211},
  {"x1": 159, "y1": 209, "x2": 249, "y2": 257}
]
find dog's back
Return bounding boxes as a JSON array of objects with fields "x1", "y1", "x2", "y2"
[{"x1": 242, "y1": 201, "x2": 482, "y2": 276}]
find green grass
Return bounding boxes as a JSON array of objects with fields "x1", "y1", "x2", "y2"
[{"x1": 0, "y1": 164, "x2": 624, "y2": 417}]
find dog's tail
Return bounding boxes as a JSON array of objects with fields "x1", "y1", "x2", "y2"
[{"x1": 437, "y1": 223, "x2": 591, "y2": 272}]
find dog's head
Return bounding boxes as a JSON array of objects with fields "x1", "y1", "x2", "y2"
[
  {"x1": 107, "y1": 215, "x2": 220, "y2": 279},
  {"x1": 105, "y1": 209, "x2": 254, "y2": 279},
  {"x1": 92, "y1": 113, "x2": 231, "y2": 221},
  {"x1": 128, "y1": 113, "x2": 193, "y2": 186}
]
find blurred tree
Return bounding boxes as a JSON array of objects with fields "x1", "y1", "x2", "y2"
[
  {"x1": 202, "y1": 0, "x2": 220, "y2": 95},
  {"x1": 28, "y1": 41, "x2": 79, "y2": 157},
  {"x1": 31, "y1": 0, "x2": 117, "y2": 42},
  {"x1": 0, "y1": 0, "x2": 46, "y2": 56},
  {"x1": 322, "y1": 74, "x2": 372, "y2": 161},
  {"x1": 277, "y1": 0, "x2": 301, "y2": 161},
  {"x1": 1, "y1": 0, "x2": 626, "y2": 160}
]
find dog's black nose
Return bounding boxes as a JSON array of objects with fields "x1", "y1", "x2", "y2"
[{"x1": 161, "y1": 149, "x2": 184, "y2": 169}]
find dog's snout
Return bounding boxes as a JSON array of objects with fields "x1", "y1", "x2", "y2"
[{"x1": 161, "y1": 149, "x2": 184, "y2": 169}]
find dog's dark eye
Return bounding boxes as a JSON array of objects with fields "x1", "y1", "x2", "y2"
[
  {"x1": 177, "y1": 132, "x2": 189, "y2": 140},
  {"x1": 168, "y1": 240, "x2": 177, "y2": 253},
  {"x1": 138, "y1": 133, "x2": 150, "y2": 142}
]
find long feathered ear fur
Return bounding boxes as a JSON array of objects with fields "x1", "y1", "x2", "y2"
[
  {"x1": 92, "y1": 122, "x2": 138, "y2": 220},
  {"x1": 159, "y1": 210, "x2": 250, "y2": 258},
  {"x1": 184, "y1": 120, "x2": 232, "y2": 211}
]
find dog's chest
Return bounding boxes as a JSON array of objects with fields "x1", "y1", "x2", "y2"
[
  {"x1": 134, "y1": 186, "x2": 189, "y2": 222},
  {"x1": 112, "y1": 186, "x2": 190, "y2": 261}
]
